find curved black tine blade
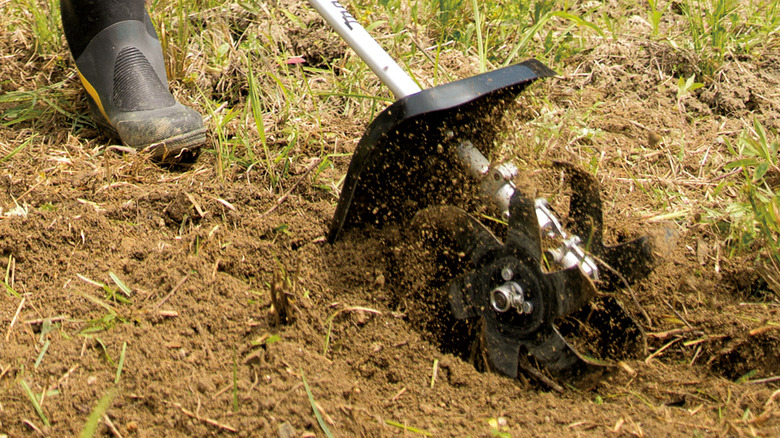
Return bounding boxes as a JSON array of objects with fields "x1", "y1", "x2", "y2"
[
  {"x1": 484, "y1": 321, "x2": 521, "y2": 378},
  {"x1": 529, "y1": 328, "x2": 609, "y2": 386},
  {"x1": 553, "y1": 162, "x2": 604, "y2": 249},
  {"x1": 528, "y1": 328, "x2": 581, "y2": 374},
  {"x1": 599, "y1": 236, "x2": 655, "y2": 289},
  {"x1": 600, "y1": 223, "x2": 680, "y2": 289},
  {"x1": 546, "y1": 267, "x2": 598, "y2": 318},
  {"x1": 585, "y1": 295, "x2": 647, "y2": 357},
  {"x1": 448, "y1": 272, "x2": 477, "y2": 320},
  {"x1": 507, "y1": 190, "x2": 543, "y2": 262},
  {"x1": 411, "y1": 205, "x2": 502, "y2": 265}
]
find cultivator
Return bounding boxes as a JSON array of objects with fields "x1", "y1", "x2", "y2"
[{"x1": 310, "y1": 0, "x2": 668, "y2": 387}]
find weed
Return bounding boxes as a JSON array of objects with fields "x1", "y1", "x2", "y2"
[
  {"x1": 0, "y1": 135, "x2": 37, "y2": 163},
  {"x1": 154, "y1": 0, "x2": 197, "y2": 81},
  {"x1": 675, "y1": 74, "x2": 705, "y2": 113},
  {"x1": 3, "y1": 280, "x2": 21, "y2": 298},
  {"x1": 723, "y1": 118, "x2": 780, "y2": 263},
  {"x1": 77, "y1": 274, "x2": 132, "y2": 305},
  {"x1": 109, "y1": 272, "x2": 133, "y2": 297},
  {"x1": 503, "y1": 3, "x2": 604, "y2": 66},
  {"x1": 0, "y1": 80, "x2": 83, "y2": 129},
  {"x1": 472, "y1": 0, "x2": 487, "y2": 73},
  {"x1": 437, "y1": 0, "x2": 463, "y2": 32},
  {"x1": 646, "y1": 0, "x2": 670, "y2": 37},
  {"x1": 246, "y1": 58, "x2": 267, "y2": 165},
  {"x1": 675, "y1": 0, "x2": 775, "y2": 76},
  {"x1": 34, "y1": 340, "x2": 50, "y2": 369}
]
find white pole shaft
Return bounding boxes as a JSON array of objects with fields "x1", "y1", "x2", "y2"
[{"x1": 307, "y1": 0, "x2": 422, "y2": 99}]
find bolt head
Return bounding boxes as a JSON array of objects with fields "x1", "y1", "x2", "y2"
[
  {"x1": 501, "y1": 266, "x2": 514, "y2": 281},
  {"x1": 490, "y1": 289, "x2": 511, "y2": 313}
]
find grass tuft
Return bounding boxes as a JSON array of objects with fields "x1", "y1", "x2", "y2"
[{"x1": 723, "y1": 118, "x2": 780, "y2": 264}]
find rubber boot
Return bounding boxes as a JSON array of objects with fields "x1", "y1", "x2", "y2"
[{"x1": 61, "y1": 0, "x2": 205, "y2": 162}]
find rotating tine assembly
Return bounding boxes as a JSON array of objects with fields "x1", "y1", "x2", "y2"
[{"x1": 310, "y1": 0, "x2": 667, "y2": 387}]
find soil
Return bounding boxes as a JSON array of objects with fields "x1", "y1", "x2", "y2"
[{"x1": 1, "y1": 1, "x2": 779, "y2": 437}]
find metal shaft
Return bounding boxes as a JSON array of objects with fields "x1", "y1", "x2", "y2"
[{"x1": 307, "y1": 0, "x2": 421, "y2": 98}]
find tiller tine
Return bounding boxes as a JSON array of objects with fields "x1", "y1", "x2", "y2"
[
  {"x1": 551, "y1": 161, "x2": 677, "y2": 290},
  {"x1": 327, "y1": 59, "x2": 557, "y2": 243},
  {"x1": 410, "y1": 168, "x2": 666, "y2": 388},
  {"x1": 411, "y1": 194, "x2": 615, "y2": 387}
]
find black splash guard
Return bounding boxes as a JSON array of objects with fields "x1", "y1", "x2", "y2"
[{"x1": 328, "y1": 59, "x2": 557, "y2": 242}]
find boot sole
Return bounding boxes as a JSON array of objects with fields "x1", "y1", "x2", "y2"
[{"x1": 91, "y1": 100, "x2": 207, "y2": 163}]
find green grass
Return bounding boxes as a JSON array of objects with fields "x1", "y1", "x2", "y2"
[
  {"x1": 723, "y1": 119, "x2": 780, "y2": 263},
  {"x1": 385, "y1": 419, "x2": 433, "y2": 436},
  {"x1": 674, "y1": 0, "x2": 780, "y2": 77},
  {"x1": 23, "y1": 0, "x2": 61, "y2": 56},
  {"x1": 646, "y1": 0, "x2": 670, "y2": 37}
]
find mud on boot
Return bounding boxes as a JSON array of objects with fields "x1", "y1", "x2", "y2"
[{"x1": 66, "y1": 9, "x2": 205, "y2": 162}]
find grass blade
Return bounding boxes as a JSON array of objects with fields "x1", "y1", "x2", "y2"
[
  {"x1": 323, "y1": 319, "x2": 333, "y2": 356},
  {"x1": 79, "y1": 387, "x2": 118, "y2": 438},
  {"x1": 246, "y1": 58, "x2": 266, "y2": 156},
  {"x1": 301, "y1": 370, "x2": 334, "y2": 438},
  {"x1": 3, "y1": 280, "x2": 21, "y2": 298},
  {"x1": 20, "y1": 379, "x2": 50, "y2": 427},
  {"x1": 114, "y1": 342, "x2": 127, "y2": 384},
  {"x1": 109, "y1": 272, "x2": 133, "y2": 297},
  {"x1": 34, "y1": 340, "x2": 50, "y2": 369},
  {"x1": 472, "y1": 0, "x2": 486, "y2": 73},
  {"x1": 0, "y1": 135, "x2": 36, "y2": 163},
  {"x1": 74, "y1": 290, "x2": 118, "y2": 316},
  {"x1": 385, "y1": 419, "x2": 432, "y2": 436}
]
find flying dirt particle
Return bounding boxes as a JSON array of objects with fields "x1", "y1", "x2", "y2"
[{"x1": 647, "y1": 131, "x2": 662, "y2": 148}]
